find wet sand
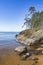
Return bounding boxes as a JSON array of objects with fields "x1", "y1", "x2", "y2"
[
  {"x1": 0, "y1": 48, "x2": 33, "y2": 65},
  {"x1": 0, "y1": 48, "x2": 43, "y2": 65},
  {"x1": 0, "y1": 40, "x2": 43, "y2": 65},
  {"x1": 0, "y1": 39, "x2": 33, "y2": 65}
]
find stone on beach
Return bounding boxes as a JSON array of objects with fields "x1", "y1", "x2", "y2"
[
  {"x1": 15, "y1": 46, "x2": 31, "y2": 60},
  {"x1": 32, "y1": 58, "x2": 39, "y2": 60},
  {"x1": 36, "y1": 48, "x2": 43, "y2": 54},
  {"x1": 21, "y1": 52, "x2": 30, "y2": 60},
  {"x1": 15, "y1": 46, "x2": 27, "y2": 55}
]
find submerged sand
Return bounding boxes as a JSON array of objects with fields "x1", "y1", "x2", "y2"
[{"x1": 0, "y1": 48, "x2": 43, "y2": 65}]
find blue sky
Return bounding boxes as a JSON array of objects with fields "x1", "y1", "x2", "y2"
[{"x1": 0, "y1": 0, "x2": 43, "y2": 32}]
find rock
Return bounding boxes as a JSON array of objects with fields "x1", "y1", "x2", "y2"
[
  {"x1": 16, "y1": 29, "x2": 43, "y2": 47},
  {"x1": 36, "y1": 48, "x2": 43, "y2": 50},
  {"x1": 21, "y1": 52, "x2": 30, "y2": 60},
  {"x1": 35, "y1": 61, "x2": 38, "y2": 63},
  {"x1": 32, "y1": 58, "x2": 39, "y2": 61},
  {"x1": 31, "y1": 29, "x2": 43, "y2": 45},
  {"x1": 25, "y1": 52, "x2": 31, "y2": 57},
  {"x1": 21, "y1": 55, "x2": 27, "y2": 60},
  {"x1": 41, "y1": 45, "x2": 43, "y2": 47},
  {"x1": 18, "y1": 29, "x2": 43, "y2": 46},
  {"x1": 33, "y1": 50, "x2": 40, "y2": 55},
  {"x1": 36, "y1": 48, "x2": 43, "y2": 54},
  {"x1": 42, "y1": 51, "x2": 43, "y2": 54},
  {"x1": 15, "y1": 46, "x2": 27, "y2": 55},
  {"x1": 40, "y1": 40, "x2": 43, "y2": 44},
  {"x1": 25, "y1": 39, "x2": 35, "y2": 46}
]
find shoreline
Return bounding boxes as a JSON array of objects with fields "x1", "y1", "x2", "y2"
[
  {"x1": 0, "y1": 30, "x2": 43, "y2": 65},
  {"x1": 0, "y1": 42, "x2": 43, "y2": 65},
  {"x1": 0, "y1": 39, "x2": 23, "y2": 49},
  {"x1": 0, "y1": 47, "x2": 43, "y2": 65}
]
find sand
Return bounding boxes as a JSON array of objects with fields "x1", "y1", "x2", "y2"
[{"x1": 0, "y1": 48, "x2": 43, "y2": 65}]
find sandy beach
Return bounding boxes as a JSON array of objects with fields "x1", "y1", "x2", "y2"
[
  {"x1": 0, "y1": 33, "x2": 43, "y2": 65},
  {"x1": 0, "y1": 47, "x2": 43, "y2": 65},
  {"x1": 0, "y1": 0, "x2": 43, "y2": 65}
]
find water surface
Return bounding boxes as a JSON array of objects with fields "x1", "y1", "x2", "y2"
[{"x1": 0, "y1": 32, "x2": 22, "y2": 49}]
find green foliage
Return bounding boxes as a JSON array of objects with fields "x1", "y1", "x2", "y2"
[
  {"x1": 23, "y1": 6, "x2": 43, "y2": 31},
  {"x1": 19, "y1": 29, "x2": 32, "y2": 38},
  {"x1": 29, "y1": 6, "x2": 36, "y2": 14}
]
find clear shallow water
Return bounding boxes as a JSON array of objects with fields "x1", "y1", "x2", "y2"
[{"x1": 0, "y1": 32, "x2": 22, "y2": 49}]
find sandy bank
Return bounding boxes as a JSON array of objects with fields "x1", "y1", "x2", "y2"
[{"x1": 0, "y1": 48, "x2": 43, "y2": 65}]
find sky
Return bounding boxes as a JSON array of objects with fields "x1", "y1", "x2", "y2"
[{"x1": 0, "y1": 0, "x2": 43, "y2": 32}]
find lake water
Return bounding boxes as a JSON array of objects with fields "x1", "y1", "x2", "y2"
[{"x1": 0, "y1": 32, "x2": 22, "y2": 49}]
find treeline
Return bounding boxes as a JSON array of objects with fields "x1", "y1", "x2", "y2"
[{"x1": 23, "y1": 6, "x2": 43, "y2": 31}]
